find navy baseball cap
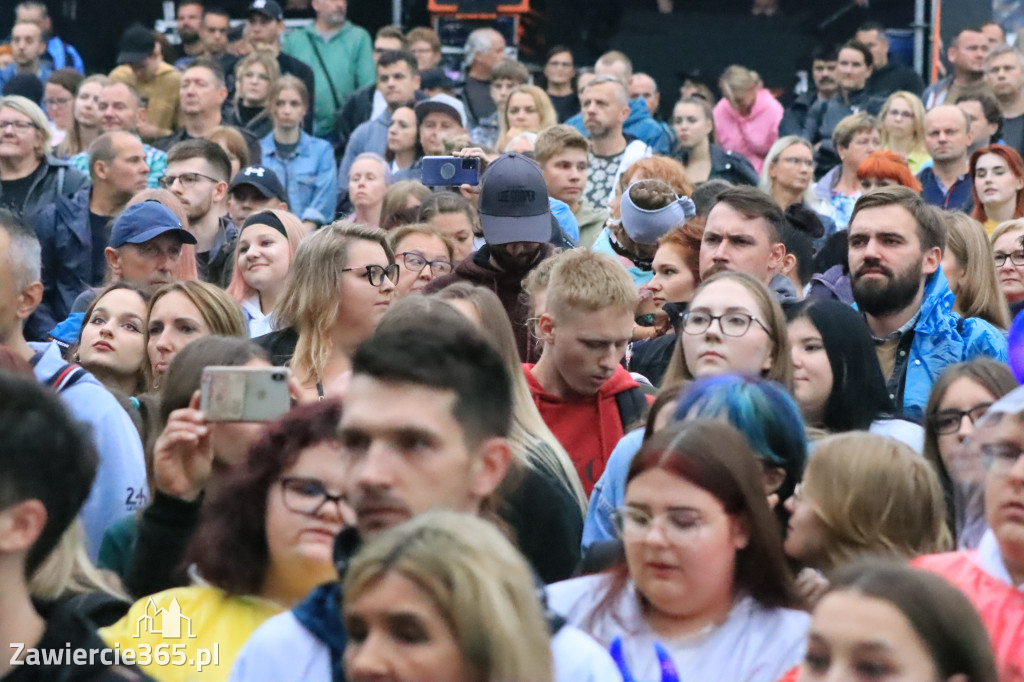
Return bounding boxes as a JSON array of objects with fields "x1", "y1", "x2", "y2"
[
  {"x1": 229, "y1": 165, "x2": 287, "y2": 202},
  {"x1": 116, "y1": 25, "x2": 155, "y2": 65},
  {"x1": 109, "y1": 202, "x2": 197, "y2": 248},
  {"x1": 478, "y1": 152, "x2": 551, "y2": 245},
  {"x1": 248, "y1": 0, "x2": 284, "y2": 21}
]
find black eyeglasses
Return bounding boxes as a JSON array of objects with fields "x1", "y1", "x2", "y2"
[
  {"x1": 930, "y1": 403, "x2": 992, "y2": 434},
  {"x1": 279, "y1": 477, "x2": 347, "y2": 517},
  {"x1": 341, "y1": 263, "x2": 399, "y2": 286},
  {"x1": 0, "y1": 120, "x2": 37, "y2": 131},
  {"x1": 680, "y1": 311, "x2": 770, "y2": 338},
  {"x1": 158, "y1": 171, "x2": 222, "y2": 190},
  {"x1": 994, "y1": 251, "x2": 1024, "y2": 267},
  {"x1": 398, "y1": 251, "x2": 453, "y2": 277}
]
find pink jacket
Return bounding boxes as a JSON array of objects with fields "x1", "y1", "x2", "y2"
[{"x1": 713, "y1": 89, "x2": 783, "y2": 173}]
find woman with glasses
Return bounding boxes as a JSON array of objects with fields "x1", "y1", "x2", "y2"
[
  {"x1": 923, "y1": 359, "x2": 1018, "y2": 549},
  {"x1": 878, "y1": 91, "x2": 930, "y2": 174},
  {"x1": 670, "y1": 96, "x2": 760, "y2": 187},
  {"x1": 255, "y1": 222, "x2": 396, "y2": 401},
  {"x1": 543, "y1": 46, "x2": 578, "y2": 123},
  {"x1": 760, "y1": 135, "x2": 838, "y2": 245},
  {"x1": 231, "y1": 51, "x2": 280, "y2": 140},
  {"x1": 786, "y1": 298, "x2": 924, "y2": 447},
  {"x1": 44, "y1": 68, "x2": 82, "y2": 153},
  {"x1": 551, "y1": 419, "x2": 807, "y2": 682},
  {"x1": 663, "y1": 271, "x2": 793, "y2": 388},
  {"x1": 100, "y1": 400, "x2": 353, "y2": 681},
  {"x1": 990, "y1": 219, "x2": 1024, "y2": 317},
  {"x1": 260, "y1": 75, "x2": 338, "y2": 228},
  {"x1": 783, "y1": 433, "x2": 950, "y2": 605},
  {"x1": 914, "y1": 384, "x2": 1024, "y2": 681},
  {"x1": 388, "y1": 223, "x2": 454, "y2": 297},
  {"x1": 970, "y1": 144, "x2": 1024, "y2": 235},
  {"x1": 227, "y1": 210, "x2": 307, "y2": 337},
  {"x1": 0, "y1": 94, "x2": 86, "y2": 217}
]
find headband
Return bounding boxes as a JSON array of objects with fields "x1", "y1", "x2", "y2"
[
  {"x1": 241, "y1": 210, "x2": 288, "y2": 239},
  {"x1": 619, "y1": 181, "x2": 697, "y2": 246}
]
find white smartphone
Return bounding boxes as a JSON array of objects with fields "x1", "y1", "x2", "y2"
[{"x1": 200, "y1": 366, "x2": 291, "y2": 422}]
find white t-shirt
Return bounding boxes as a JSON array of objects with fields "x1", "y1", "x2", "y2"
[{"x1": 547, "y1": 574, "x2": 809, "y2": 682}]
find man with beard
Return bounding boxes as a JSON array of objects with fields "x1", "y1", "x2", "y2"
[
  {"x1": 918, "y1": 105, "x2": 974, "y2": 212},
  {"x1": 426, "y1": 152, "x2": 557, "y2": 362},
  {"x1": 698, "y1": 186, "x2": 793, "y2": 301},
  {"x1": 985, "y1": 45, "x2": 1024, "y2": 154},
  {"x1": 168, "y1": 1, "x2": 204, "y2": 66},
  {"x1": 781, "y1": 46, "x2": 839, "y2": 137},
  {"x1": 580, "y1": 76, "x2": 651, "y2": 212},
  {"x1": 848, "y1": 186, "x2": 1006, "y2": 422},
  {"x1": 162, "y1": 138, "x2": 235, "y2": 286},
  {"x1": 922, "y1": 27, "x2": 991, "y2": 109}
]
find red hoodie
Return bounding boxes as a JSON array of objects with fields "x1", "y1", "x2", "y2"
[{"x1": 524, "y1": 363, "x2": 646, "y2": 495}]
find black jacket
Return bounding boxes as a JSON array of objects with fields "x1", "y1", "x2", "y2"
[
  {"x1": 868, "y1": 62, "x2": 925, "y2": 97},
  {"x1": 4, "y1": 599, "x2": 151, "y2": 682},
  {"x1": 254, "y1": 326, "x2": 300, "y2": 367},
  {"x1": 803, "y1": 87, "x2": 886, "y2": 171},
  {"x1": 671, "y1": 143, "x2": 760, "y2": 187},
  {"x1": 1, "y1": 155, "x2": 87, "y2": 220}
]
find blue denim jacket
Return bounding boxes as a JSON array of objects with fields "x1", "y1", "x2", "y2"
[
  {"x1": 581, "y1": 428, "x2": 644, "y2": 550},
  {"x1": 261, "y1": 131, "x2": 339, "y2": 224}
]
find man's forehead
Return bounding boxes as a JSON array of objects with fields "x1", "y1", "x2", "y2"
[
  {"x1": 343, "y1": 375, "x2": 459, "y2": 421},
  {"x1": 167, "y1": 157, "x2": 213, "y2": 175},
  {"x1": 849, "y1": 204, "x2": 917, "y2": 234},
  {"x1": 706, "y1": 203, "x2": 770, "y2": 237}
]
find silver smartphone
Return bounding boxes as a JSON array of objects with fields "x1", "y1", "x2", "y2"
[{"x1": 200, "y1": 366, "x2": 291, "y2": 422}]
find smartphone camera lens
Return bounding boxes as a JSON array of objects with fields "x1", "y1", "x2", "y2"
[{"x1": 272, "y1": 373, "x2": 285, "y2": 382}]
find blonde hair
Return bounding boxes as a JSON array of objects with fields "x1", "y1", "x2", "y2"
[
  {"x1": 343, "y1": 511, "x2": 554, "y2": 682},
  {"x1": 664, "y1": 271, "x2": 793, "y2": 388},
  {"x1": 804, "y1": 433, "x2": 952, "y2": 568},
  {"x1": 1, "y1": 95, "x2": 51, "y2": 157},
  {"x1": 226, "y1": 209, "x2": 307, "y2": 303},
  {"x1": 719, "y1": 65, "x2": 761, "y2": 102},
  {"x1": 432, "y1": 283, "x2": 587, "y2": 512},
  {"x1": 942, "y1": 212, "x2": 1010, "y2": 329},
  {"x1": 388, "y1": 222, "x2": 454, "y2": 261},
  {"x1": 989, "y1": 217, "x2": 1024, "y2": 246},
  {"x1": 233, "y1": 50, "x2": 280, "y2": 106},
  {"x1": 760, "y1": 135, "x2": 817, "y2": 206},
  {"x1": 496, "y1": 85, "x2": 558, "y2": 152},
  {"x1": 207, "y1": 125, "x2": 249, "y2": 171},
  {"x1": 274, "y1": 221, "x2": 394, "y2": 385},
  {"x1": 545, "y1": 249, "x2": 639, "y2": 321},
  {"x1": 144, "y1": 281, "x2": 247, "y2": 388},
  {"x1": 29, "y1": 521, "x2": 128, "y2": 602},
  {"x1": 879, "y1": 91, "x2": 928, "y2": 157}
]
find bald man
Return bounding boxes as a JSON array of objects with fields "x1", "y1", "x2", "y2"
[{"x1": 917, "y1": 105, "x2": 974, "y2": 211}]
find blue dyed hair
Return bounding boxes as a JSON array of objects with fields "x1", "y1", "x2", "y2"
[{"x1": 672, "y1": 374, "x2": 807, "y2": 516}]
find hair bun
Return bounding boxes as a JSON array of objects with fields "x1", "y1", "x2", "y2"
[{"x1": 784, "y1": 204, "x2": 825, "y2": 239}]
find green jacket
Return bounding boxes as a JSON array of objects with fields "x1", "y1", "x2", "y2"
[
  {"x1": 282, "y1": 22, "x2": 375, "y2": 137},
  {"x1": 574, "y1": 200, "x2": 609, "y2": 248}
]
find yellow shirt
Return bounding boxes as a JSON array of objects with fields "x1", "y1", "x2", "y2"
[
  {"x1": 108, "y1": 62, "x2": 182, "y2": 139},
  {"x1": 100, "y1": 586, "x2": 283, "y2": 682},
  {"x1": 985, "y1": 219, "x2": 1000, "y2": 237},
  {"x1": 905, "y1": 149, "x2": 931, "y2": 176}
]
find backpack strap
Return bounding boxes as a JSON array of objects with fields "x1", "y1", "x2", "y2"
[
  {"x1": 45, "y1": 362, "x2": 87, "y2": 393},
  {"x1": 615, "y1": 385, "x2": 649, "y2": 433}
]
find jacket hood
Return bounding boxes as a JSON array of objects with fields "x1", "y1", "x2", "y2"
[
  {"x1": 291, "y1": 581, "x2": 346, "y2": 676},
  {"x1": 525, "y1": 363, "x2": 639, "y2": 404},
  {"x1": 625, "y1": 98, "x2": 652, "y2": 127}
]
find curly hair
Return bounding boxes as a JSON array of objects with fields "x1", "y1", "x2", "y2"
[{"x1": 184, "y1": 400, "x2": 344, "y2": 596}]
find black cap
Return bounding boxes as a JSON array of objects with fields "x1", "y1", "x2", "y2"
[
  {"x1": 117, "y1": 25, "x2": 155, "y2": 65},
  {"x1": 229, "y1": 166, "x2": 287, "y2": 202},
  {"x1": 248, "y1": 0, "x2": 284, "y2": 21}
]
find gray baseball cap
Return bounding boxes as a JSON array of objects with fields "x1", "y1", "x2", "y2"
[{"x1": 478, "y1": 152, "x2": 552, "y2": 246}]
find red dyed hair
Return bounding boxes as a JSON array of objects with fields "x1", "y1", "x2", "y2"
[
  {"x1": 856, "y1": 150, "x2": 922, "y2": 193},
  {"x1": 970, "y1": 144, "x2": 1024, "y2": 223}
]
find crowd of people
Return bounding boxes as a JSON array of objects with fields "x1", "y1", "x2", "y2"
[{"x1": 1, "y1": 0, "x2": 1024, "y2": 681}]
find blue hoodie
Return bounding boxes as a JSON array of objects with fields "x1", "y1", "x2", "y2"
[{"x1": 566, "y1": 98, "x2": 672, "y2": 154}]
